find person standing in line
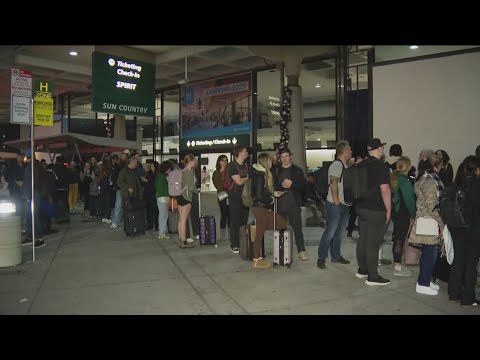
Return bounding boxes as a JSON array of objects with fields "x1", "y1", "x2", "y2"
[
  {"x1": 317, "y1": 140, "x2": 352, "y2": 269},
  {"x1": 212, "y1": 155, "x2": 230, "y2": 229},
  {"x1": 274, "y1": 148, "x2": 309, "y2": 261},
  {"x1": 355, "y1": 138, "x2": 392, "y2": 286},
  {"x1": 226, "y1": 145, "x2": 250, "y2": 253}
]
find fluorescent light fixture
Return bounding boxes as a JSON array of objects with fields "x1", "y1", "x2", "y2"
[
  {"x1": 0, "y1": 201, "x2": 16, "y2": 214},
  {"x1": 315, "y1": 84, "x2": 322, "y2": 88},
  {"x1": 317, "y1": 139, "x2": 321, "y2": 141},
  {"x1": 69, "y1": 50, "x2": 78, "y2": 56},
  {"x1": 409, "y1": 45, "x2": 419, "y2": 50}
]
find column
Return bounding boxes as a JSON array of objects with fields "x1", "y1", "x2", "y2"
[
  {"x1": 284, "y1": 56, "x2": 307, "y2": 175},
  {"x1": 113, "y1": 115, "x2": 126, "y2": 140}
]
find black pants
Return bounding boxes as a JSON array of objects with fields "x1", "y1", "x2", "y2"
[
  {"x1": 279, "y1": 205, "x2": 306, "y2": 253},
  {"x1": 392, "y1": 208, "x2": 410, "y2": 264},
  {"x1": 229, "y1": 191, "x2": 249, "y2": 248},
  {"x1": 356, "y1": 208, "x2": 389, "y2": 276},
  {"x1": 55, "y1": 189, "x2": 70, "y2": 221},
  {"x1": 448, "y1": 228, "x2": 480, "y2": 304},
  {"x1": 218, "y1": 198, "x2": 229, "y2": 228},
  {"x1": 101, "y1": 189, "x2": 113, "y2": 220},
  {"x1": 145, "y1": 196, "x2": 159, "y2": 230},
  {"x1": 347, "y1": 204, "x2": 357, "y2": 233}
]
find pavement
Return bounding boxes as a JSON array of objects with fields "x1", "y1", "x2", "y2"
[{"x1": 0, "y1": 192, "x2": 479, "y2": 315}]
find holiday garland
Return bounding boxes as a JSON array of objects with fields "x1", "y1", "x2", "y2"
[{"x1": 277, "y1": 86, "x2": 292, "y2": 156}]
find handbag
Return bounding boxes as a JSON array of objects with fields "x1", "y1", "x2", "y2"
[
  {"x1": 415, "y1": 216, "x2": 439, "y2": 236},
  {"x1": 217, "y1": 191, "x2": 228, "y2": 201},
  {"x1": 403, "y1": 222, "x2": 421, "y2": 265},
  {"x1": 442, "y1": 225, "x2": 454, "y2": 265}
]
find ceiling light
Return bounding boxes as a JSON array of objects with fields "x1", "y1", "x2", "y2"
[
  {"x1": 69, "y1": 50, "x2": 78, "y2": 56},
  {"x1": 409, "y1": 45, "x2": 418, "y2": 50},
  {"x1": 317, "y1": 139, "x2": 321, "y2": 141},
  {"x1": 315, "y1": 84, "x2": 322, "y2": 88}
]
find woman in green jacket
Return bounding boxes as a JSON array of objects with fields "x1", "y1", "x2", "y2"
[
  {"x1": 390, "y1": 156, "x2": 416, "y2": 277},
  {"x1": 155, "y1": 161, "x2": 173, "y2": 240}
]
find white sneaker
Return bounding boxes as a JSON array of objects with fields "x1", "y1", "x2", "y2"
[
  {"x1": 416, "y1": 283, "x2": 438, "y2": 296},
  {"x1": 430, "y1": 282, "x2": 440, "y2": 291},
  {"x1": 393, "y1": 267, "x2": 412, "y2": 277},
  {"x1": 106, "y1": 219, "x2": 112, "y2": 224},
  {"x1": 186, "y1": 238, "x2": 194, "y2": 243},
  {"x1": 194, "y1": 235, "x2": 199, "y2": 240},
  {"x1": 355, "y1": 272, "x2": 368, "y2": 279},
  {"x1": 102, "y1": 218, "x2": 108, "y2": 223},
  {"x1": 110, "y1": 223, "x2": 118, "y2": 229}
]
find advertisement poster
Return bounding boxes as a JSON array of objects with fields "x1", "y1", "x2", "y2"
[{"x1": 181, "y1": 73, "x2": 252, "y2": 143}]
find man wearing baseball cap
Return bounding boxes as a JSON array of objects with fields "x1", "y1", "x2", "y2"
[{"x1": 354, "y1": 138, "x2": 392, "y2": 286}]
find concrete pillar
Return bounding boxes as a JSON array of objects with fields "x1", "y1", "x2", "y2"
[
  {"x1": 113, "y1": 115, "x2": 126, "y2": 140},
  {"x1": 284, "y1": 56, "x2": 307, "y2": 175},
  {"x1": 20, "y1": 125, "x2": 30, "y2": 140}
]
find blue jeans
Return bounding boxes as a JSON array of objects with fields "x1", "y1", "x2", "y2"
[
  {"x1": 318, "y1": 201, "x2": 350, "y2": 260},
  {"x1": 418, "y1": 244, "x2": 439, "y2": 287},
  {"x1": 112, "y1": 190, "x2": 123, "y2": 225},
  {"x1": 157, "y1": 197, "x2": 169, "y2": 235}
]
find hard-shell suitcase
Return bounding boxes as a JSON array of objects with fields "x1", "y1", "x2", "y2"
[
  {"x1": 199, "y1": 215, "x2": 217, "y2": 247},
  {"x1": 273, "y1": 197, "x2": 293, "y2": 268},
  {"x1": 197, "y1": 191, "x2": 217, "y2": 247},
  {"x1": 168, "y1": 209, "x2": 179, "y2": 233},
  {"x1": 123, "y1": 199, "x2": 146, "y2": 237},
  {"x1": 239, "y1": 223, "x2": 266, "y2": 260}
]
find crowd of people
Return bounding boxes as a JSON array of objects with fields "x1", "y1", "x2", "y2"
[{"x1": 4, "y1": 141, "x2": 480, "y2": 306}]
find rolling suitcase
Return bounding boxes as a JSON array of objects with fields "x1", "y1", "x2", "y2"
[
  {"x1": 168, "y1": 210, "x2": 179, "y2": 233},
  {"x1": 197, "y1": 191, "x2": 217, "y2": 247},
  {"x1": 239, "y1": 223, "x2": 266, "y2": 260},
  {"x1": 273, "y1": 197, "x2": 293, "y2": 268},
  {"x1": 123, "y1": 198, "x2": 146, "y2": 237}
]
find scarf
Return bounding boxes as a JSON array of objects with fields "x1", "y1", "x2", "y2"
[{"x1": 424, "y1": 169, "x2": 444, "y2": 209}]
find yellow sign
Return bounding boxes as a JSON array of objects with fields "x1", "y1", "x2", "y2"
[{"x1": 34, "y1": 91, "x2": 53, "y2": 126}]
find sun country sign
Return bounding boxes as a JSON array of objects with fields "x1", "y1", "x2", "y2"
[{"x1": 91, "y1": 52, "x2": 155, "y2": 117}]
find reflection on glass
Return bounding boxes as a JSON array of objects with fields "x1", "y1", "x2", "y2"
[
  {"x1": 163, "y1": 89, "x2": 180, "y2": 154},
  {"x1": 256, "y1": 69, "x2": 281, "y2": 150}
]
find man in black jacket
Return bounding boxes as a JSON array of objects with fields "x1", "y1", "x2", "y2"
[{"x1": 274, "y1": 148, "x2": 309, "y2": 261}]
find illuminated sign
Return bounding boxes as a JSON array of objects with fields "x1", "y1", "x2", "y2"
[
  {"x1": 33, "y1": 80, "x2": 54, "y2": 127},
  {"x1": 10, "y1": 69, "x2": 32, "y2": 125},
  {"x1": 180, "y1": 134, "x2": 249, "y2": 151},
  {"x1": 91, "y1": 52, "x2": 155, "y2": 117}
]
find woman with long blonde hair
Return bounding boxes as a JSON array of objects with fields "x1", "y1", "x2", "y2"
[
  {"x1": 390, "y1": 156, "x2": 416, "y2": 276},
  {"x1": 250, "y1": 153, "x2": 287, "y2": 269},
  {"x1": 176, "y1": 154, "x2": 197, "y2": 249}
]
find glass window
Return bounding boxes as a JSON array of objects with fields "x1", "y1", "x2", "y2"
[
  {"x1": 375, "y1": 45, "x2": 478, "y2": 63},
  {"x1": 301, "y1": 57, "x2": 336, "y2": 154},
  {"x1": 163, "y1": 88, "x2": 180, "y2": 155},
  {"x1": 256, "y1": 68, "x2": 282, "y2": 151}
]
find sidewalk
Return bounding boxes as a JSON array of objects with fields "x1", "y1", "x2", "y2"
[{"x1": 0, "y1": 193, "x2": 478, "y2": 315}]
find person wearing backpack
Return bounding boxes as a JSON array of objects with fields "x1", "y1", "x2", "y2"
[
  {"x1": 251, "y1": 153, "x2": 287, "y2": 268},
  {"x1": 354, "y1": 138, "x2": 392, "y2": 286},
  {"x1": 317, "y1": 140, "x2": 352, "y2": 269},
  {"x1": 225, "y1": 145, "x2": 250, "y2": 253},
  {"x1": 177, "y1": 154, "x2": 197, "y2": 249},
  {"x1": 447, "y1": 155, "x2": 480, "y2": 306}
]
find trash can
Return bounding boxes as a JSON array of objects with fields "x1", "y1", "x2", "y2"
[{"x1": 0, "y1": 211, "x2": 22, "y2": 268}]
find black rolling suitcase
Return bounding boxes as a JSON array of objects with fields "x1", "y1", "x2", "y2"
[
  {"x1": 239, "y1": 223, "x2": 265, "y2": 260},
  {"x1": 123, "y1": 197, "x2": 146, "y2": 237}
]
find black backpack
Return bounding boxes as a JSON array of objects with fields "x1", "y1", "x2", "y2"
[
  {"x1": 343, "y1": 159, "x2": 372, "y2": 205},
  {"x1": 314, "y1": 160, "x2": 344, "y2": 200},
  {"x1": 440, "y1": 186, "x2": 471, "y2": 228}
]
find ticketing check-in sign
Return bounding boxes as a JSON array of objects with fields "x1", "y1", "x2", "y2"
[{"x1": 33, "y1": 80, "x2": 54, "y2": 126}]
